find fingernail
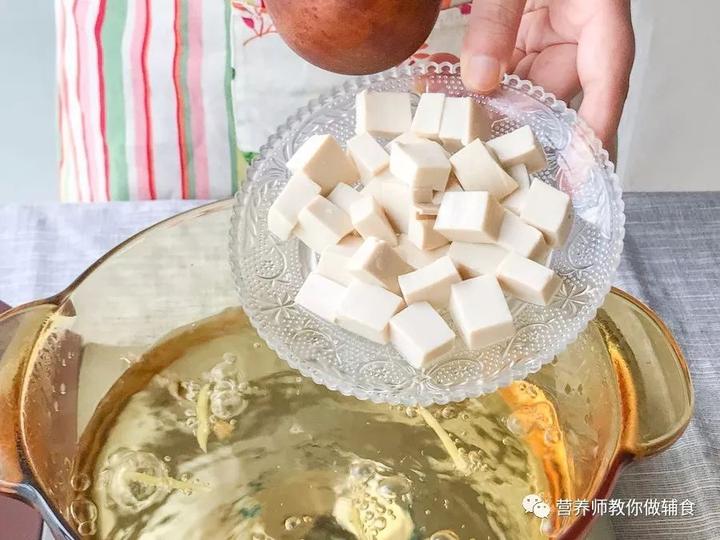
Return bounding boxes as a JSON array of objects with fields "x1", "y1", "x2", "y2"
[{"x1": 463, "y1": 55, "x2": 502, "y2": 93}]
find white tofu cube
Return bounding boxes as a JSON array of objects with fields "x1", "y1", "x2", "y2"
[
  {"x1": 287, "y1": 134, "x2": 359, "y2": 194},
  {"x1": 389, "y1": 141, "x2": 451, "y2": 191},
  {"x1": 295, "y1": 196, "x2": 353, "y2": 253},
  {"x1": 410, "y1": 93, "x2": 445, "y2": 141},
  {"x1": 373, "y1": 168, "x2": 402, "y2": 182},
  {"x1": 501, "y1": 163, "x2": 531, "y2": 215},
  {"x1": 347, "y1": 132, "x2": 390, "y2": 182},
  {"x1": 486, "y1": 125, "x2": 547, "y2": 173},
  {"x1": 447, "y1": 241, "x2": 508, "y2": 279},
  {"x1": 385, "y1": 131, "x2": 430, "y2": 152},
  {"x1": 348, "y1": 237, "x2": 413, "y2": 294},
  {"x1": 327, "y1": 183, "x2": 363, "y2": 214},
  {"x1": 408, "y1": 215, "x2": 448, "y2": 251},
  {"x1": 449, "y1": 276, "x2": 515, "y2": 349},
  {"x1": 364, "y1": 171, "x2": 412, "y2": 233},
  {"x1": 439, "y1": 97, "x2": 492, "y2": 153},
  {"x1": 497, "y1": 210, "x2": 549, "y2": 262},
  {"x1": 497, "y1": 252, "x2": 562, "y2": 305},
  {"x1": 434, "y1": 191, "x2": 504, "y2": 243},
  {"x1": 356, "y1": 90, "x2": 412, "y2": 139},
  {"x1": 267, "y1": 173, "x2": 322, "y2": 241},
  {"x1": 398, "y1": 256, "x2": 461, "y2": 308},
  {"x1": 390, "y1": 302, "x2": 455, "y2": 369},
  {"x1": 350, "y1": 196, "x2": 397, "y2": 246},
  {"x1": 450, "y1": 139, "x2": 518, "y2": 199},
  {"x1": 337, "y1": 280, "x2": 405, "y2": 343},
  {"x1": 413, "y1": 202, "x2": 440, "y2": 218},
  {"x1": 412, "y1": 188, "x2": 434, "y2": 204},
  {"x1": 395, "y1": 234, "x2": 450, "y2": 269},
  {"x1": 295, "y1": 272, "x2": 347, "y2": 323},
  {"x1": 520, "y1": 181, "x2": 573, "y2": 247},
  {"x1": 316, "y1": 236, "x2": 363, "y2": 286}
]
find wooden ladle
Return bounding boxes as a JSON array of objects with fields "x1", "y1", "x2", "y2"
[{"x1": 264, "y1": 0, "x2": 443, "y2": 75}]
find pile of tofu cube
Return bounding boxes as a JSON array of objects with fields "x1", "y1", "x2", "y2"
[{"x1": 268, "y1": 90, "x2": 572, "y2": 370}]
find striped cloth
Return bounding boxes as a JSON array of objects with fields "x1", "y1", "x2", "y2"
[
  {"x1": 56, "y1": 0, "x2": 243, "y2": 202},
  {"x1": 57, "y1": 1, "x2": 475, "y2": 202}
]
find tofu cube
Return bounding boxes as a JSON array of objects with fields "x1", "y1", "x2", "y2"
[
  {"x1": 390, "y1": 302, "x2": 455, "y2": 369},
  {"x1": 295, "y1": 272, "x2": 347, "y2": 323},
  {"x1": 486, "y1": 125, "x2": 547, "y2": 173},
  {"x1": 447, "y1": 241, "x2": 508, "y2": 279},
  {"x1": 287, "y1": 134, "x2": 359, "y2": 194},
  {"x1": 413, "y1": 202, "x2": 440, "y2": 219},
  {"x1": 356, "y1": 90, "x2": 412, "y2": 139},
  {"x1": 337, "y1": 280, "x2": 405, "y2": 343},
  {"x1": 410, "y1": 93, "x2": 445, "y2": 141},
  {"x1": 349, "y1": 196, "x2": 397, "y2": 246},
  {"x1": 395, "y1": 234, "x2": 450, "y2": 269},
  {"x1": 348, "y1": 237, "x2": 413, "y2": 294},
  {"x1": 408, "y1": 214, "x2": 448, "y2": 251},
  {"x1": 316, "y1": 236, "x2": 363, "y2": 286},
  {"x1": 520, "y1": 181, "x2": 573, "y2": 247},
  {"x1": 501, "y1": 163, "x2": 531, "y2": 215},
  {"x1": 327, "y1": 183, "x2": 363, "y2": 214},
  {"x1": 389, "y1": 141, "x2": 451, "y2": 191},
  {"x1": 449, "y1": 276, "x2": 515, "y2": 349},
  {"x1": 439, "y1": 97, "x2": 492, "y2": 153},
  {"x1": 267, "y1": 173, "x2": 322, "y2": 240},
  {"x1": 497, "y1": 252, "x2": 562, "y2": 305},
  {"x1": 385, "y1": 131, "x2": 430, "y2": 152},
  {"x1": 398, "y1": 256, "x2": 461, "y2": 308},
  {"x1": 434, "y1": 191, "x2": 504, "y2": 243},
  {"x1": 364, "y1": 171, "x2": 412, "y2": 233},
  {"x1": 413, "y1": 188, "x2": 434, "y2": 204},
  {"x1": 295, "y1": 195, "x2": 353, "y2": 253},
  {"x1": 347, "y1": 132, "x2": 390, "y2": 182},
  {"x1": 450, "y1": 139, "x2": 518, "y2": 199},
  {"x1": 497, "y1": 210, "x2": 549, "y2": 262}
]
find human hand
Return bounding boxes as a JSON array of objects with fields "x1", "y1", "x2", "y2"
[{"x1": 460, "y1": 0, "x2": 634, "y2": 149}]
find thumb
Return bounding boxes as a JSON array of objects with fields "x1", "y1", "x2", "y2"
[{"x1": 461, "y1": 0, "x2": 526, "y2": 93}]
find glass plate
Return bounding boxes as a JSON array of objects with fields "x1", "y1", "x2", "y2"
[{"x1": 230, "y1": 62, "x2": 624, "y2": 405}]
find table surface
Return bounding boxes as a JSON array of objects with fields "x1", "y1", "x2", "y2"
[{"x1": 1, "y1": 193, "x2": 718, "y2": 540}]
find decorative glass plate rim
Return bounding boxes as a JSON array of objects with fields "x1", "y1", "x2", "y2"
[{"x1": 229, "y1": 62, "x2": 625, "y2": 405}]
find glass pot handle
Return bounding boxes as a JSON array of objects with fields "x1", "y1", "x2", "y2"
[
  {"x1": 599, "y1": 288, "x2": 694, "y2": 458},
  {"x1": 0, "y1": 301, "x2": 57, "y2": 493}
]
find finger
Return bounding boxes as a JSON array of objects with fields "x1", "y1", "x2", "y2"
[
  {"x1": 509, "y1": 47, "x2": 526, "y2": 72},
  {"x1": 461, "y1": 0, "x2": 527, "y2": 93},
  {"x1": 577, "y1": 3, "x2": 635, "y2": 148},
  {"x1": 527, "y1": 45, "x2": 581, "y2": 102},
  {"x1": 513, "y1": 52, "x2": 536, "y2": 80}
]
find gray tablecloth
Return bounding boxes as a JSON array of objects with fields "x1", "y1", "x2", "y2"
[{"x1": 1, "y1": 194, "x2": 718, "y2": 540}]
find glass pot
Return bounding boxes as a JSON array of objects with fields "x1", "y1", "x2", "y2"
[{"x1": 0, "y1": 201, "x2": 692, "y2": 539}]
